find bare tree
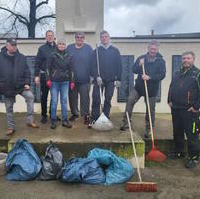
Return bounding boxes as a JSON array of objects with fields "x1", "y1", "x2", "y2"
[{"x1": 0, "y1": 0, "x2": 55, "y2": 38}]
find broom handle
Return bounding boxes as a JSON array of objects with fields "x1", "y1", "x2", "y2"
[
  {"x1": 96, "y1": 44, "x2": 103, "y2": 110},
  {"x1": 142, "y1": 63, "x2": 155, "y2": 149},
  {"x1": 126, "y1": 112, "x2": 142, "y2": 182}
]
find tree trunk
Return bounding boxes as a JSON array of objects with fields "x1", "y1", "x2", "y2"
[{"x1": 28, "y1": 0, "x2": 37, "y2": 38}]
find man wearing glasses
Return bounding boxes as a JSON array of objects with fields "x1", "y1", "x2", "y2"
[{"x1": 66, "y1": 32, "x2": 93, "y2": 125}]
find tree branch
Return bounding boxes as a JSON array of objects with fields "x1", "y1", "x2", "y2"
[
  {"x1": 0, "y1": 6, "x2": 29, "y2": 25},
  {"x1": 37, "y1": 13, "x2": 55, "y2": 23},
  {"x1": 36, "y1": 0, "x2": 50, "y2": 9}
]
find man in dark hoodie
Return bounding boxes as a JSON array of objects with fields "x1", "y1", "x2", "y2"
[
  {"x1": 34, "y1": 30, "x2": 57, "y2": 124},
  {"x1": 120, "y1": 40, "x2": 166, "y2": 138},
  {"x1": 0, "y1": 38, "x2": 38, "y2": 135},
  {"x1": 168, "y1": 51, "x2": 200, "y2": 169},
  {"x1": 89, "y1": 30, "x2": 122, "y2": 127}
]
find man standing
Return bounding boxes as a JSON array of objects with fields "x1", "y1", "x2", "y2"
[
  {"x1": 89, "y1": 30, "x2": 122, "y2": 126},
  {"x1": 34, "y1": 30, "x2": 56, "y2": 124},
  {"x1": 66, "y1": 32, "x2": 93, "y2": 125},
  {"x1": 168, "y1": 51, "x2": 200, "y2": 168},
  {"x1": 120, "y1": 40, "x2": 166, "y2": 139},
  {"x1": 0, "y1": 38, "x2": 38, "y2": 135}
]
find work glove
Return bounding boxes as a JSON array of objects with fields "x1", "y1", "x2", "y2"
[
  {"x1": 96, "y1": 76, "x2": 102, "y2": 86},
  {"x1": 90, "y1": 76, "x2": 94, "y2": 84},
  {"x1": 70, "y1": 82, "x2": 75, "y2": 90},
  {"x1": 46, "y1": 80, "x2": 52, "y2": 88},
  {"x1": 115, "y1": 80, "x2": 121, "y2": 88}
]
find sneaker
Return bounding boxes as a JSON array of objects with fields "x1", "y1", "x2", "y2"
[
  {"x1": 69, "y1": 115, "x2": 79, "y2": 122},
  {"x1": 62, "y1": 120, "x2": 72, "y2": 128},
  {"x1": 185, "y1": 156, "x2": 199, "y2": 169},
  {"x1": 168, "y1": 151, "x2": 185, "y2": 159},
  {"x1": 144, "y1": 133, "x2": 150, "y2": 139},
  {"x1": 88, "y1": 119, "x2": 96, "y2": 129},
  {"x1": 40, "y1": 116, "x2": 47, "y2": 124},
  {"x1": 120, "y1": 121, "x2": 129, "y2": 131},
  {"x1": 51, "y1": 120, "x2": 57, "y2": 129},
  {"x1": 84, "y1": 115, "x2": 90, "y2": 125},
  {"x1": 6, "y1": 128, "x2": 15, "y2": 136}
]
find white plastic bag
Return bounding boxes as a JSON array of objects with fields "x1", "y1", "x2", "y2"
[{"x1": 92, "y1": 113, "x2": 114, "y2": 131}]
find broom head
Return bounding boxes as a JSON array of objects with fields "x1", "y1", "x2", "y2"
[
  {"x1": 146, "y1": 148, "x2": 166, "y2": 162},
  {"x1": 126, "y1": 182, "x2": 157, "y2": 192}
]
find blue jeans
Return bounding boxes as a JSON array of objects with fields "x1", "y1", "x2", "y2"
[{"x1": 50, "y1": 81, "x2": 69, "y2": 121}]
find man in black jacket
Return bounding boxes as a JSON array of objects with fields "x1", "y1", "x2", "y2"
[
  {"x1": 89, "y1": 30, "x2": 122, "y2": 127},
  {"x1": 34, "y1": 30, "x2": 56, "y2": 123},
  {"x1": 120, "y1": 40, "x2": 166, "y2": 139},
  {"x1": 168, "y1": 51, "x2": 200, "y2": 168},
  {"x1": 0, "y1": 38, "x2": 38, "y2": 135}
]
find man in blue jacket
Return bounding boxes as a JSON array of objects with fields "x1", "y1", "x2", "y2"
[
  {"x1": 67, "y1": 32, "x2": 93, "y2": 125},
  {"x1": 89, "y1": 30, "x2": 122, "y2": 127},
  {"x1": 120, "y1": 40, "x2": 166, "y2": 139}
]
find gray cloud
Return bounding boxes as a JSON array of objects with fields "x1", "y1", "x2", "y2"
[{"x1": 104, "y1": 0, "x2": 200, "y2": 36}]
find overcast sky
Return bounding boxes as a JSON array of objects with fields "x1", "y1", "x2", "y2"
[{"x1": 104, "y1": 0, "x2": 200, "y2": 36}]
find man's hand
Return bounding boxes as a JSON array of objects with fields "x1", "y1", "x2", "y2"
[
  {"x1": 115, "y1": 81, "x2": 121, "y2": 88},
  {"x1": 24, "y1": 84, "x2": 30, "y2": 90},
  {"x1": 70, "y1": 82, "x2": 75, "y2": 90},
  {"x1": 168, "y1": 102, "x2": 173, "y2": 108},
  {"x1": 187, "y1": 107, "x2": 199, "y2": 113},
  {"x1": 97, "y1": 76, "x2": 102, "y2": 86},
  {"x1": 142, "y1": 74, "x2": 150, "y2": 81},
  {"x1": 34, "y1": 76, "x2": 40, "y2": 85},
  {"x1": 46, "y1": 80, "x2": 52, "y2": 88},
  {"x1": 139, "y1": 58, "x2": 145, "y2": 66}
]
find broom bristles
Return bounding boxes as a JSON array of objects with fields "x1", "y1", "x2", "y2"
[
  {"x1": 146, "y1": 148, "x2": 166, "y2": 162},
  {"x1": 126, "y1": 182, "x2": 157, "y2": 192}
]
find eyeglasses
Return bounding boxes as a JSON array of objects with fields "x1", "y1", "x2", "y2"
[{"x1": 76, "y1": 36, "x2": 84, "y2": 39}]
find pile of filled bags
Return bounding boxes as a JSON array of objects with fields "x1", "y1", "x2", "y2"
[{"x1": 5, "y1": 139, "x2": 134, "y2": 185}]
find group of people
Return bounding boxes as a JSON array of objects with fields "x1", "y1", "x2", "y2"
[
  {"x1": 0, "y1": 30, "x2": 200, "y2": 169},
  {"x1": 34, "y1": 30, "x2": 122, "y2": 130}
]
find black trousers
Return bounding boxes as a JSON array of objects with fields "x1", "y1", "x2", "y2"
[
  {"x1": 171, "y1": 108, "x2": 200, "y2": 158},
  {"x1": 40, "y1": 73, "x2": 50, "y2": 118},
  {"x1": 91, "y1": 81, "x2": 114, "y2": 121},
  {"x1": 69, "y1": 83, "x2": 90, "y2": 117}
]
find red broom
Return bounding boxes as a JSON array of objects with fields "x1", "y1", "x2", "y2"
[
  {"x1": 126, "y1": 112, "x2": 157, "y2": 192},
  {"x1": 141, "y1": 63, "x2": 166, "y2": 162}
]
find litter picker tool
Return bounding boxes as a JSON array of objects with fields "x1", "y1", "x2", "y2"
[
  {"x1": 126, "y1": 112, "x2": 157, "y2": 192},
  {"x1": 141, "y1": 63, "x2": 166, "y2": 162},
  {"x1": 92, "y1": 45, "x2": 114, "y2": 131}
]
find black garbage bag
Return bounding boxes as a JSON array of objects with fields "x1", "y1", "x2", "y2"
[
  {"x1": 60, "y1": 158, "x2": 105, "y2": 184},
  {"x1": 38, "y1": 142, "x2": 64, "y2": 180}
]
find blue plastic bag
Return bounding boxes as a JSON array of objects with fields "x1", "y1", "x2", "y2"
[
  {"x1": 88, "y1": 148, "x2": 134, "y2": 185},
  {"x1": 6, "y1": 139, "x2": 42, "y2": 181},
  {"x1": 60, "y1": 158, "x2": 105, "y2": 184}
]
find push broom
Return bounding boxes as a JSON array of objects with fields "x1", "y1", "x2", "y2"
[
  {"x1": 141, "y1": 63, "x2": 166, "y2": 162},
  {"x1": 126, "y1": 112, "x2": 157, "y2": 192}
]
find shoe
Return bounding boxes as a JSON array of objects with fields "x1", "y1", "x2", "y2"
[
  {"x1": 62, "y1": 120, "x2": 72, "y2": 128},
  {"x1": 185, "y1": 156, "x2": 199, "y2": 169},
  {"x1": 120, "y1": 121, "x2": 128, "y2": 131},
  {"x1": 6, "y1": 128, "x2": 15, "y2": 136},
  {"x1": 84, "y1": 115, "x2": 90, "y2": 125},
  {"x1": 144, "y1": 133, "x2": 150, "y2": 139},
  {"x1": 51, "y1": 121, "x2": 57, "y2": 129},
  {"x1": 88, "y1": 119, "x2": 96, "y2": 129},
  {"x1": 40, "y1": 116, "x2": 47, "y2": 124},
  {"x1": 69, "y1": 115, "x2": 79, "y2": 122},
  {"x1": 27, "y1": 122, "x2": 39, "y2": 128},
  {"x1": 56, "y1": 116, "x2": 61, "y2": 121},
  {"x1": 168, "y1": 151, "x2": 185, "y2": 159}
]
